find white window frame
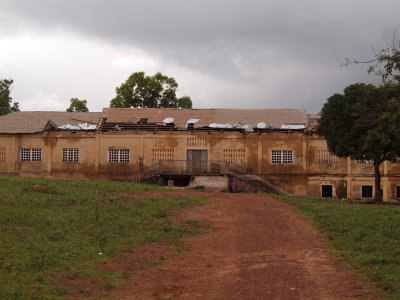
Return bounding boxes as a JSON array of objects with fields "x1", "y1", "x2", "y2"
[
  {"x1": 357, "y1": 159, "x2": 374, "y2": 164},
  {"x1": 108, "y1": 148, "x2": 130, "y2": 162},
  {"x1": 62, "y1": 148, "x2": 79, "y2": 162},
  {"x1": 271, "y1": 150, "x2": 293, "y2": 164},
  {"x1": 20, "y1": 148, "x2": 42, "y2": 162}
]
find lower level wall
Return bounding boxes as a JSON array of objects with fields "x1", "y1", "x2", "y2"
[
  {"x1": 270, "y1": 174, "x2": 399, "y2": 201},
  {"x1": 188, "y1": 176, "x2": 229, "y2": 191}
]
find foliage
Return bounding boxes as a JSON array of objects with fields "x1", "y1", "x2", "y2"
[
  {"x1": 318, "y1": 83, "x2": 400, "y2": 201},
  {"x1": 66, "y1": 97, "x2": 89, "y2": 112},
  {"x1": 110, "y1": 71, "x2": 192, "y2": 109},
  {"x1": 275, "y1": 194, "x2": 400, "y2": 299},
  {"x1": 0, "y1": 78, "x2": 19, "y2": 116},
  {"x1": 0, "y1": 176, "x2": 207, "y2": 299}
]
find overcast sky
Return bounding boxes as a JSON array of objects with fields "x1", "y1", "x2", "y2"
[{"x1": 0, "y1": 0, "x2": 399, "y2": 113}]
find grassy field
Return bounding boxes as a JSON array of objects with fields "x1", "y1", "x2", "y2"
[
  {"x1": 0, "y1": 176, "x2": 207, "y2": 299},
  {"x1": 274, "y1": 194, "x2": 400, "y2": 299}
]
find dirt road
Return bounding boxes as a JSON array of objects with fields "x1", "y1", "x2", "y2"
[{"x1": 108, "y1": 192, "x2": 372, "y2": 299}]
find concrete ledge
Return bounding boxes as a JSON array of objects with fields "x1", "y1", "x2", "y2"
[{"x1": 188, "y1": 176, "x2": 229, "y2": 191}]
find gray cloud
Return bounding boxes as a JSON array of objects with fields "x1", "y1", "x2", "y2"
[{"x1": 0, "y1": 0, "x2": 399, "y2": 113}]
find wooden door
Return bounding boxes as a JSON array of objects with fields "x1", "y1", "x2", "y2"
[{"x1": 187, "y1": 150, "x2": 208, "y2": 173}]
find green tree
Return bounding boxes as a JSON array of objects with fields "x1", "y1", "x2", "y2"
[
  {"x1": 66, "y1": 98, "x2": 89, "y2": 112},
  {"x1": 318, "y1": 83, "x2": 400, "y2": 202},
  {"x1": 110, "y1": 72, "x2": 192, "y2": 109},
  {"x1": 0, "y1": 79, "x2": 19, "y2": 116}
]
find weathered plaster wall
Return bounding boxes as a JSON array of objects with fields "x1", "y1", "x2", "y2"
[{"x1": 1, "y1": 130, "x2": 399, "y2": 201}]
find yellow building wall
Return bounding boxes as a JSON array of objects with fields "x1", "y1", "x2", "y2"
[
  {"x1": 1, "y1": 130, "x2": 399, "y2": 201},
  {"x1": 50, "y1": 133, "x2": 96, "y2": 178}
]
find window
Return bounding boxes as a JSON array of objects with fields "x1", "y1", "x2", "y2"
[
  {"x1": 271, "y1": 150, "x2": 293, "y2": 164},
  {"x1": 223, "y1": 149, "x2": 245, "y2": 163},
  {"x1": 362, "y1": 185, "x2": 373, "y2": 198},
  {"x1": 62, "y1": 148, "x2": 79, "y2": 162},
  {"x1": 321, "y1": 185, "x2": 333, "y2": 197},
  {"x1": 108, "y1": 148, "x2": 130, "y2": 162},
  {"x1": 0, "y1": 147, "x2": 5, "y2": 161},
  {"x1": 187, "y1": 138, "x2": 207, "y2": 147},
  {"x1": 315, "y1": 149, "x2": 338, "y2": 164},
  {"x1": 396, "y1": 186, "x2": 400, "y2": 198},
  {"x1": 152, "y1": 149, "x2": 174, "y2": 162},
  {"x1": 357, "y1": 160, "x2": 374, "y2": 164},
  {"x1": 20, "y1": 148, "x2": 42, "y2": 161}
]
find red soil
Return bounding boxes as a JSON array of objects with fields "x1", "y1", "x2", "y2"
[{"x1": 65, "y1": 191, "x2": 376, "y2": 299}]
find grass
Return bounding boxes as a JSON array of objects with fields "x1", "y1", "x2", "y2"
[
  {"x1": 0, "y1": 176, "x2": 207, "y2": 299},
  {"x1": 274, "y1": 194, "x2": 400, "y2": 299}
]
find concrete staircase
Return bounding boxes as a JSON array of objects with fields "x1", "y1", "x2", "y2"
[{"x1": 131, "y1": 161, "x2": 286, "y2": 195}]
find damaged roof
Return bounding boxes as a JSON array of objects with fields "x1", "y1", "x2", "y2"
[
  {"x1": 0, "y1": 111, "x2": 100, "y2": 134},
  {"x1": 100, "y1": 108, "x2": 307, "y2": 129},
  {"x1": 0, "y1": 108, "x2": 311, "y2": 134}
]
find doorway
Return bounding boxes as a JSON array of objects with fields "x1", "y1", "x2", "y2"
[
  {"x1": 187, "y1": 150, "x2": 208, "y2": 173},
  {"x1": 321, "y1": 185, "x2": 333, "y2": 197}
]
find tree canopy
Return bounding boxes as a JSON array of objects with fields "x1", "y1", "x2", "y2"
[
  {"x1": 66, "y1": 98, "x2": 89, "y2": 112},
  {"x1": 0, "y1": 79, "x2": 20, "y2": 116},
  {"x1": 318, "y1": 83, "x2": 400, "y2": 202},
  {"x1": 110, "y1": 72, "x2": 192, "y2": 109}
]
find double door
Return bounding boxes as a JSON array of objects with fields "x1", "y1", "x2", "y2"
[{"x1": 187, "y1": 150, "x2": 208, "y2": 173}]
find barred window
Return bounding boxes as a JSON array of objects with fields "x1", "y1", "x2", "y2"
[
  {"x1": 357, "y1": 159, "x2": 374, "y2": 164},
  {"x1": 223, "y1": 149, "x2": 245, "y2": 163},
  {"x1": 62, "y1": 148, "x2": 79, "y2": 162},
  {"x1": 315, "y1": 149, "x2": 338, "y2": 164},
  {"x1": 187, "y1": 138, "x2": 207, "y2": 147},
  {"x1": 152, "y1": 149, "x2": 174, "y2": 162},
  {"x1": 108, "y1": 148, "x2": 130, "y2": 162},
  {"x1": 20, "y1": 148, "x2": 42, "y2": 162},
  {"x1": 0, "y1": 147, "x2": 5, "y2": 161},
  {"x1": 271, "y1": 150, "x2": 293, "y2": 164}
]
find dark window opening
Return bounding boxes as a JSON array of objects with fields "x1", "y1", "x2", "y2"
[
  {"x1": 396, "y1": 186, "x2": 400, "y2": 198},
  {"x1": 137, "y1": 118, "x2": 148, "y2": 124},
  {"x1": 321, "y1": 185, "x2": 333, "y2": 197},
  {"x1": 160, "y1": 175, "x2": 191, "y2": 187},
  {"x1": 362, "y1": 185, "x2": 373, "y2": 198}
]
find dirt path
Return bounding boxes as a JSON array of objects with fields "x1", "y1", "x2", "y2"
[{"x1": 108, "y1": 192, "x2": 373, "y2": 300}]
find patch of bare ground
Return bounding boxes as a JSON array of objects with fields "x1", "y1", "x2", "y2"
[{"x1": 64, "y1": 190, "x2": 376, "y2": 299}]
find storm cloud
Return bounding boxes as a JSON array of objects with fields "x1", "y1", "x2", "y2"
[{"x1": 0, "y1": 0, "x2": 399, "y2": 112}]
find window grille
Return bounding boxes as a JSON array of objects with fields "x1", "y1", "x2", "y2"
[
  {"x1": 223, "y1": 149, "x2": 245, "y2": 163},
  {"x1": 152, "y1": 149, "x2": 174, "y2": 162},
  {"x1": 357, "y1": 160, "x2": 374, "y2": 164},
  {"x1": 271, "y1": 150, "x2": 293, "y2": 164},
  {"x1": 187, "y1": 138, "x2": 207, "y2": 147},
  {"x1": 62, "y1": 148, "x2": 79, "y2": 162},
  {"x1": 0, "y1": 147, "x2": 5, "y2": 161},
  {"x1": 315, "y1": 149, "x2": 338, "y2": 164},
  {"x1": 108, "y1": 148, "x2": 130, "y2": 162},
  {"x1": 20, "y1": 148, "x2": 42, "y2": 161}
]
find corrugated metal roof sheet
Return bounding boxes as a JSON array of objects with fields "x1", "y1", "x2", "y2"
[
  {"x1": 0, "y1": 111, "x2": 100, "y2": 133},
  {"x1": 100, "y1": 108, "x2": 307, "y2": 129},
  {"x1": 0, "y1": 108, "x2": 309, "y2": 134}
]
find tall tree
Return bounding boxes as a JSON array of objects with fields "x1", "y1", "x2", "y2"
[
  {"x1": 0, "y1": 79, "x2": 20, "y2": 116},
  {"x1": 318, "y1": 83, "x2": 400, "y2": 202},
  {"x1": 110, "y1": 72, "x2": 192, "y2": 109},
  {"x1": 66, "y1": 98, "x2": 89, "y2": 112}
]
